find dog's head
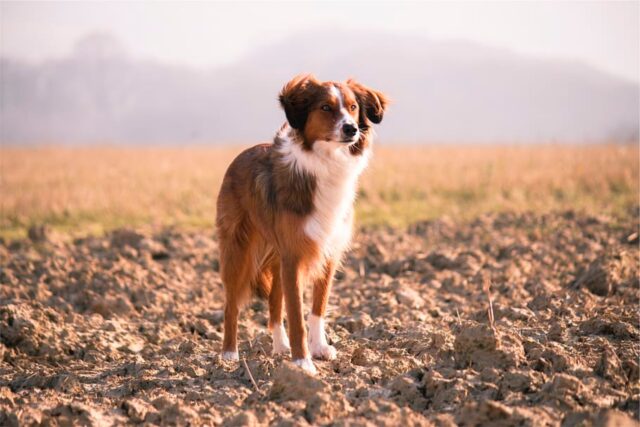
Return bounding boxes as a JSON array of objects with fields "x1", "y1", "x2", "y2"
[{"x1": 279, "y1": 74, "x2": 388, "y2": 148}]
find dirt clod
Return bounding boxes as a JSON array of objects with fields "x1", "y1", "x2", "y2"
[
  {"x1": 269, "y1": 362, "x2": 329, "y2": 402},
  {"x1": 305, "y1": 392, "x2": 351, "y2": 424},
  {"x1": 573, "y1": 251, "x2": 637, "y2": 296},
  {"x1": 453, "y1": 321, "x2": 525, "y2": 369}
]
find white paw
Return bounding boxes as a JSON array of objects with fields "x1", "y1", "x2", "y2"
[
  {"x1": 271, "y1": 323, "x2": 291, "y2": 356},
  {"x1": 310, "y1": 342, "x2": 337, "y2": 360},
  {"x1": 293, "y1": 357, "x2": 317, "y2": 375},
  {"x1": 308, "y1": 314, "x2": 337, "y2": 360},
  {"x1": 221, "y1": 351, "x2": 239, "y2": 361}
]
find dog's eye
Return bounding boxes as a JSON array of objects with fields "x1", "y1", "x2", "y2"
[
  {"x1": 350, "y1": 104, "x2": 357, "y2": 111},
  {"x1": 321, "y1": 105, "x2": 332, "y2": 112}
]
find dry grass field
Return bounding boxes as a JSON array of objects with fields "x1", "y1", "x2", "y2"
[
  {"x1": 1, "y1": 143, "x2": 639, "y2": 426},
  {"x1": 1, "y1": 144, "x2": 638, "y2": 239}
]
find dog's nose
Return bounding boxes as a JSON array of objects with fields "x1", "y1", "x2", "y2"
[{"x1": 342, "y1": 123, "x2": 358, "y2": 138}]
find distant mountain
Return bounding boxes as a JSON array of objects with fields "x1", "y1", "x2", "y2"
[{"x1": 1, "y1": 31, "x2": 638, "y2": 144}]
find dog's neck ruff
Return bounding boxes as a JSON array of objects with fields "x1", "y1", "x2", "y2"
[
  {"x1": 275, "y1": 124, "x2": 369, "y2": 175},
  {"x1": 275, "y1": 124, "x2": 371, "y2": 260}
]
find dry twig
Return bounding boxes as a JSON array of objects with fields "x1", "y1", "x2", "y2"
[
  {"x1": 483, "y1": 281, "x2": 496, "y2": 330},
  {"x1": 242, "y1": 358, "x2": 260, "y2": 393}
]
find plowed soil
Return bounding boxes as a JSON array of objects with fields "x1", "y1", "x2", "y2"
[{"x1": 1, "y1": 210, "x2": 639, "y2": 426}]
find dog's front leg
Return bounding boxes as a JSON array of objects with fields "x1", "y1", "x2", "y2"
[{"x1": 281, "y1": 254, "x2": 316, "y2": 374}]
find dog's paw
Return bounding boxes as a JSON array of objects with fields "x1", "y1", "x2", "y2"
[
  {"x1": 293, "y1": 357, "x2": 317, "y2": 375},
  {"x1": 221, "y1": 351, "x2": 239, "y2": 361},
  {"x1": 307, "y1": 315, "x2": 337, "y2": 360},
  {"x1": 272, "y1": 324, "x2": 291, "y2": 356},
  {"x1": 310, "y1": 342, "x2": 337, "y2": 360}
]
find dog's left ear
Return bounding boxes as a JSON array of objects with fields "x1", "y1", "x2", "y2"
[
  {"x1": 346, "y1": 79, "x2": 388, "y2": 125},
  {"x1": 279, "y1": 74, "x2": 322, "y2": 130}
]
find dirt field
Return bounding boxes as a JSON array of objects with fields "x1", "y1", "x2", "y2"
[
  {"x1": 1, "y1": 208, "x2": 639, "y2": 426},
  {"x1": 1, "y1": 144, "x2": 639, "y2": 425}
]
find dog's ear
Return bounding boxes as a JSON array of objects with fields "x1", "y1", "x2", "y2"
[
  {"x1": 279, "y1": 74, "x2": 322, "y2": 130},
  {"x1": 346, "y1": 79, "x2": 388, "y2": 125}
]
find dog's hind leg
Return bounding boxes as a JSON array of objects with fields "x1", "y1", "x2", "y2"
[
  {"x1": 219, "y1": 220, "x2": 258, "y2": 361},
  {"x1": 267, "y1": 259, "x2": 291, "y2": 355}
]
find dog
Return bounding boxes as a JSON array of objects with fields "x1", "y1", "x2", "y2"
[{"x1": 215, "y1": 74, "x2": 387, "y2": 373}]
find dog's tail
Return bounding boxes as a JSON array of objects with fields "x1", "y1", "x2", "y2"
[
  {"x1": 251, "y1": 248, "x2": 278, "y2": 299},
  {"x1": 252, "y1": 270, "x2": 271, "y2": 299}
]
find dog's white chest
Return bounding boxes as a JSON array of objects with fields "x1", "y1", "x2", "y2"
[
  {"x1": 302, "y1": 144, "x2": 368, "y2": 259},
  {"x1": 277, "y1": 131, "x2": 369, "y2": 260},
  {"x1": 304, "y1": 169, "x2": 358, "y2": 258}
]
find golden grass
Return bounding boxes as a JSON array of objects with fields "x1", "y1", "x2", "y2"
[{"x1": 1, "y1": 144, "x2": 638, "y2": 239}]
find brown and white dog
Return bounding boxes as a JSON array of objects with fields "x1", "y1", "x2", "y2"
[{"x1": 215, "y1": 74, "x2": 387, "y2": 373}]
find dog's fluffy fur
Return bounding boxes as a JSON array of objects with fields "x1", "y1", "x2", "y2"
[{"x1": 216, "y1": 74, "x2": 387, "y2": 373}]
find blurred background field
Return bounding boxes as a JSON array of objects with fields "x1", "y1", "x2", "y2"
[{"x1": 2, "y1": 143, "x2": 637, "y2": 240}]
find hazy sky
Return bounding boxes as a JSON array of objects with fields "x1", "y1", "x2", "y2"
[{"x1": 2, "y1": 1, "x2": 639, "y2": 82}]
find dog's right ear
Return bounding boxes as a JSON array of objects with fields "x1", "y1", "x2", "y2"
[{"x1": 279, "y1": 74, "x2": 321, "y2": 130}]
